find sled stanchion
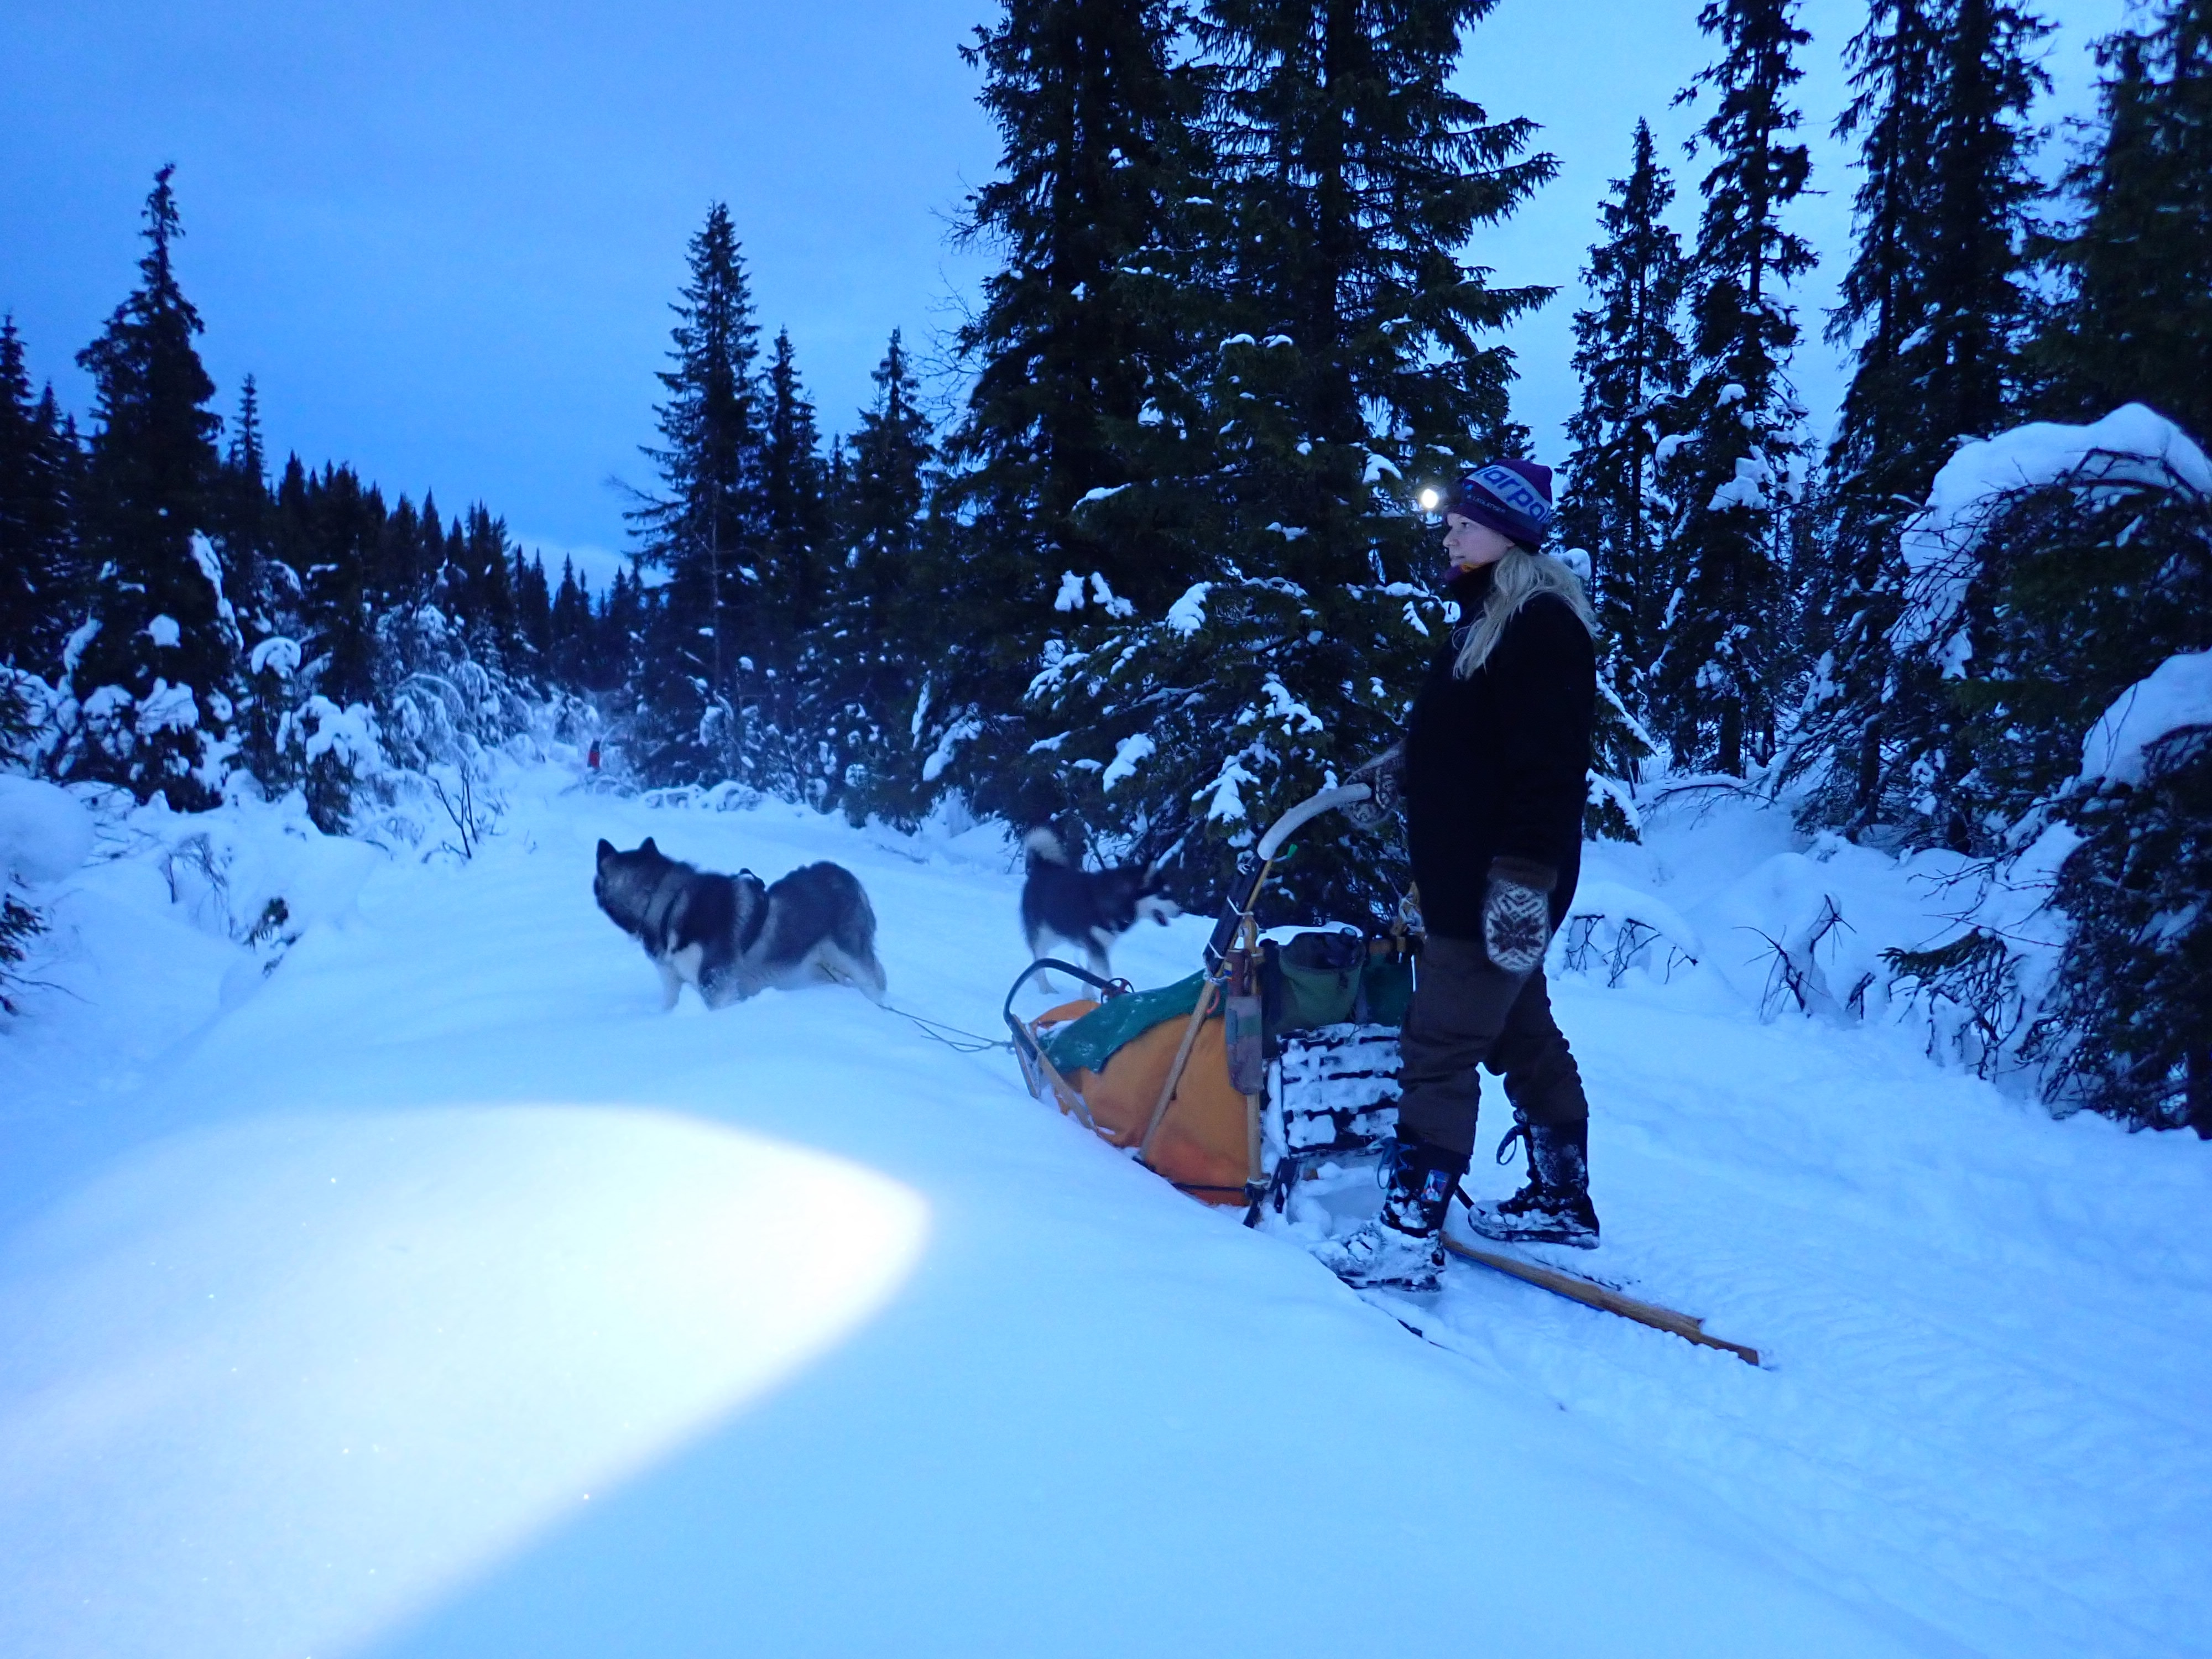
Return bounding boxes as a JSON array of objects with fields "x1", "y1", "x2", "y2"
[
  {"x1": 1136, "y1": 975, "x2": 1220, "y2": 1164},
  {"x1": 1030, "y1": 1041, "x2": 1099, "y2": 1133},
  {"x1": 1441, "y1": 1237, "x2": 1762, "y2": 1366}
]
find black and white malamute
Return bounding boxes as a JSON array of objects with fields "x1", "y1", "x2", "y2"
[
  {"x1": 1020, "y1": 827, "x2": 1180, "y2": 980},
  {"x1": 594, "y1": 837, "x2": 888, "y2": 1009}
]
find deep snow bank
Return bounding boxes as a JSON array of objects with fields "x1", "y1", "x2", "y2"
[{"x1": 0, "y1": 760, "x2": 2206, "y2": 1659}]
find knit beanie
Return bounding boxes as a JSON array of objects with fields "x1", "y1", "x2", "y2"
[{"x1": 1444, "y1": 459, "x2": 1553, "y2": 549}]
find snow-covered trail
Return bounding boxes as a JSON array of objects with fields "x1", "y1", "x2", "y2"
[{"x1": 1, "y1": 768, "x2": 2206, "y2": 1659}]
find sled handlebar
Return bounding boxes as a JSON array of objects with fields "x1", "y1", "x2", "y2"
[
  {"x1": 1203, "y1": 784, "x2": 1376, "y2": 967},
  {"x1": 1255, "y1": 784, "x2": 1371, "y2": 860}
]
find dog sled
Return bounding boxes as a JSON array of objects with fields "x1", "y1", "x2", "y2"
[
  {"x1": 1000, "y1": 784, "x2": 1763, "y2": 1367},
  {"x1": 1003, "y1": 784, "x2": 1413, "y2": 1221}
]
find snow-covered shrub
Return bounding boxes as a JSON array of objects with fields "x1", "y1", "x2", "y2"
[
  {"x1": 1887, "y1": 405, "x2": 2212, "y2": 849},
  {"x1": 2027, "y1": 669, "x2": 2212, "y2": 1131},
  {"x1": 282, "y1": 696, "x2": 383, "y2": 837},
  {"x1": 1884, "y1": 650, "x2": 2212, "y2": 1130},
  {"x1": 1553, "y1": 877, "x2": 1701, "y2": 987},
  {"x1": 1836, "y1": 409, "x2": 2212, "y2": 1130},
  {"x1": 0, "y1": 775, "x2": 93, "y2": 1014}
]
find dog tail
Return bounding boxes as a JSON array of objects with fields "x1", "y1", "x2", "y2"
[{"x1": 1023, "y1": 826, "x2": 1070, "y2": 869}]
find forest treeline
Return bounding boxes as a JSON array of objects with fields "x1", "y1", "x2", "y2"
[{"x1": 3, "y1": 0, "x2": 2208, "y2": 1130}]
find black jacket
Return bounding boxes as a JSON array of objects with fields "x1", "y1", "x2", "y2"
[{"x1": 1402, "y1": 566, "x2": 1597, "y2": 940}]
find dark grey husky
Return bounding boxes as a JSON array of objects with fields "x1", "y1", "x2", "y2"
[
  {"x1": 594, "y1": 837, "x2": 888, "y2": 1008},
  {"x1": 1020, "y1": 827, "x2": 1179, "y2": 980}
]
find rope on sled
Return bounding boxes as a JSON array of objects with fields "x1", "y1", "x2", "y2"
[
  {"x1": 879, "y1": 1001, "x2": 1015, "y2": 1056},
  {"x1": 821, "y1": 962, "x2": 1016, "y2": 1055}
]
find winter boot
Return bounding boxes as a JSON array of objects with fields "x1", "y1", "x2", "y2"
[
  {"x1": 1464, "y1": 1114, "x2": 1600, "y2": 1249},
  {"x1": 1311, "y1": 1139, "x2": 1465, "y2": 1292}
]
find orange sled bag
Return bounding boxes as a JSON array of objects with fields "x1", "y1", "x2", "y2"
[{"x1": 1016, "y1": 972, "x2": 1255, "y2": 1204}]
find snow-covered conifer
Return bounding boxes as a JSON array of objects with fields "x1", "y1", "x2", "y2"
[
  {"x1": 67, "y1": 167, "x2": 238, "y2": 807},
  {"x1": 2034, "y1": 0, "x2": 2212, "y2": 446},
  {"x1": 1789, "y1": 0, "x2": 2049, "y2": 836},
  {"x1": 818, "y1": 331, "x2": 937, "y2": 821},
  {"x1": 1558, "y1": 121, "x2": 1690, "y2": 721},
  {"x1": 1652, "y1": 0, "x2": 1815, "y2": 778},
  {"x1": 627, "y1": 202, "x2": 765, "y2": 784},
  {"x1": 1071, "y1": 0, "x2": 1557, "y2": 915},
  {"x1": 2035, "y1": 706, "x2": 2212, "y2": 1134},
  {"x1": 513, "y1": 549, "x2": 553, "y2": 679},
  {"x1": 1875, "y1": 410, "x2": 2211, "y2": 1129},
  {"x1": 925, "y1": 0, "x2": 1213, "y2": 825},
  {"x1": 0, "y1": 318, "x2": 80, "y2": 682}
]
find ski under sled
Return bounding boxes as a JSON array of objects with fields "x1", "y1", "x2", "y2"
[{"x1": 1001, "y1": 783, "x2": 1761, "y2": 1369}]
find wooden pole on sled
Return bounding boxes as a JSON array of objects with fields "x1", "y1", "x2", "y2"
[
  {"x1": 1137, "y1": 849, "x2": 1288, "y2": 1168},
  {"x1": 1133, "y1": 788, "x2": 1371, "y2": 1170},
  {"x1": 1135, "y1": 975, "x2": 1220, "y2": 1164}
]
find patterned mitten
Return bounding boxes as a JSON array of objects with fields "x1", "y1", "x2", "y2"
[
  {"x1": 1481, "y1": 857, "x2": 1556, "y2": 975},
  {"x1": 1342, "y1": 743, "x2": 1405, "y2": 831}
]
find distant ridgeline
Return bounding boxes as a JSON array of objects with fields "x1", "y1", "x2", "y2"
[{"x1": 4, "y1": 1, "x2": 2209, "y2": 1131}]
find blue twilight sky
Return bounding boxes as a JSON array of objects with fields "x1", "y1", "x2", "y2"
[{"x1": 2, "y1": 0, "x2": 2127, "y2": 592}]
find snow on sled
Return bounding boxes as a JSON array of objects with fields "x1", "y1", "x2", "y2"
[
  {"x1": 1001, "y1": 786, "x2": 1412, "y2": 1214},
  {"x1": 1000, "y1": 785, "x2": 1764, "y2": 1368}
]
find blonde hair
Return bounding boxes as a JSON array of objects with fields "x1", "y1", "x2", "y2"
[{"x1": 1451, "y1": 549, "x2": 1597, "y2": 679}]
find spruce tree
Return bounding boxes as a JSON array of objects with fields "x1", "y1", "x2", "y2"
[
  {"x1": 843, "y1": 331, "x2": 934, "y2": 576},
  {"x1": 446, "y1": 504, "x2": 517, "y2": 666},
  {"x1": 549, "y1": 558, "x2": 592, "y2": 688},
  {"x1": 822, "y1": 330, "x2": 935, "y2": 818},
  {"x1": 1790, "y1": 0, "x2": 2049, "y2": 837},
  {"x1": 757, "y1": 332, "x2": 832, "y2": 680},
  {"x1": 514, "y1": 550, "x2": 553, "y2": 677},
  {"x1": 1651, "y1": 0, "x2": 1815, "y2": 778},
  {"x1": 1030, "y1": 0, "x2": 1557, "y2": 921},
  {"x1": 1558, "y1": 120, "x2": 1691, "y2": 716},
  {"x1": 215, "y1": 375, "x2": 275, "y2": 637},
  {"x1": 2034, "y1": 0, "x2": 2212, "y2": 445},
  {"x1": 1199, "y1": 0, "x2": 1555, "y2": 585},
  {"x1": 927, "y1": 0, "x2": 1214, "y2": 824},
  {"x1": 945, "y1": 0, "x2": 1210, "y2": 593},
  {"x1": 596, "y1": 566, "x2": 646, "y2": 700},
  {"x1": 69, "y1": 166, "x2": 238, "y2": 805},
  {"x1": 0, "y1": 317, "x2": 77, "y2": 676},
  {"x1": 2038, "y1": 720, "x2": 2212, "y2": 1135},
  {"x1": 628, "y1": 203, "x2": 764, "y2": 782},
  {"x1": 285, "y1": 462, "x2": 381, "y2": 709}
]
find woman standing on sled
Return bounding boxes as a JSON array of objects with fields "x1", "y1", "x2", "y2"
[{"x1": 1318, "y1": 459, "x2": 1600, "y2": 1292}]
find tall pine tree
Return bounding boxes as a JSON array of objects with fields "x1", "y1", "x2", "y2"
[
  {"x1": 628, "y1": 203, "x2": 764, "y2": 782},
  {"x1": 925, "y1": 0, "x2": 1214, "y2": 824},
  {"x1": 0, "y1": 317, "x2": 78, "y2": 679},
  {"x1": 1558, "y1": 119, "x2": 1690, "y2": 716},
  {"x1": 1199, "y1": 0, "x2": 1554, "y2": 586},
  {"x1": 70, "y1": 166, "x2": 238, "y2": 806},
  {"x1": 757, "y1": 331, "x2": 832, "y2": 673},
  {"x1": 1026, "y1": 0, "x2": 1557, "y2": 920},
  {"x1": 945, "y1": 0, "x2": 1211, "y2": 591},
  {"x1": 1788, "y1": 0, "x2": 2049, "y2": 838},
  {"x1": 1651, "y1": 0, "x2": 1815, "y2": 778},
  {"x1": 215, "y1": 374, "x2": 275, "y2": 641},
  {"x1": 2034, "y1": 0, "x2": 2212, "y2": 445},
  {"x1": 821, "y1": 330, "x2": 936, "y2": 819}
]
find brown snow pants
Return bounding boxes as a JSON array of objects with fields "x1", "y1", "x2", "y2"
[{"x1": 1393, "y1": 934, "x2": 1588, "y2": 1164}]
